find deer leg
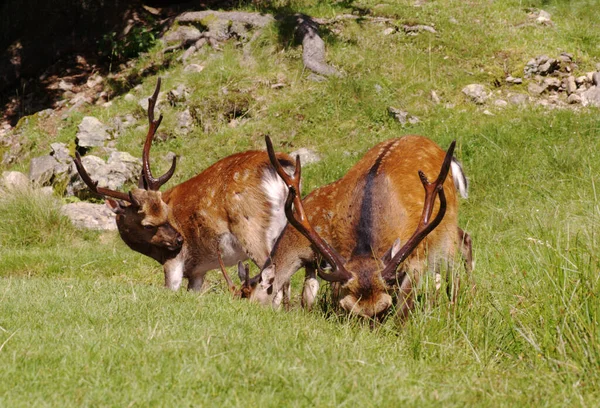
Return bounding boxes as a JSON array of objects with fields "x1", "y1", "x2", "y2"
[
  {"x1": 301, "y1": 265, "x2": 319, "y2": 311},
  {"x1": 163, "y1": 256, "x2": 185, "y2": 291},
  {"x1": 184, "y1": 259, "x2": 210, "y2": 292},
  {"x1": 282, "y1": 281, "x2": 291, "y2": 311}
]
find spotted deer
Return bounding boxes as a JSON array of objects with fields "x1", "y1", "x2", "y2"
[
  {"x1": 74, "y1": 79, "x2": 295, "y2": 291},
  {"x1": 236, "y1": 135, "x2": 470, "y2": 320}
]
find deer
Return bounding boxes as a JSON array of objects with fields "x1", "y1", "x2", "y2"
[
  {"x1": 233, "y1": 135, "x2": 470, "y2": 320},
  {"x1": 73, "y1": 78, "x2": 296, "y2": 291}
]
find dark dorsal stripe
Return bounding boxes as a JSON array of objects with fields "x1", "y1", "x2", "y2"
[{"x1": 352, "y1": 140, "x2": 396, "y2": 256}]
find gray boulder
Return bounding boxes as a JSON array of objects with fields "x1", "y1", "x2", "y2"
[
  {"x1": 168, "y1": 85, "x2": 190, "y2": 106},
  {"x1": 69, "y1": 152, "x2": 141, "y2": 196},
  {"x1": 462, "y1": 84, "x2": 490, "y2": 104},
  {"x1": 76, "y1": 116, "x2": 110, "y2": 148},
  {"x1": 388, "y1": 107, "x2": 420, "y2": 125},
  {"x1": 177, "y1": 109, "x2": 194, "y2": 134},
  {"x1": 29, "y1": 155, "x2": 61, "y2": 186},
  {"x1": 581, "y1": 86, "x2": 600, "y2": 107},
  {"x1": 163, "y1": 25, "x2": 202, "y2": 46},
  {"x1": 1, "y1": 171, "x2": 30, "y2": 192},
  {"x1": 28, "y1": 143, "x2": 73, "y2": 186},
  {"x1": 61, "y1": 202, "x2": 117, "y2": 231}
]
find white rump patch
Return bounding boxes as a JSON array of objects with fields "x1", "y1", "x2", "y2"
[
  {"x1": 261, "y1": 166, "x2": 293, "y2": 250},
  {"x1": 451, "y1": 158, "x2": 469, "y2": 199}
]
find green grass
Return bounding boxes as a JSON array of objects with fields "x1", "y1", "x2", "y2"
[{"x1": 2, "y1": 0, "x2": 600, "y2": 405}]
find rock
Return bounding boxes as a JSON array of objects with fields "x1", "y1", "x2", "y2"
[
  {"x1": 575, "y1": 76, "x2": 588, "y2": 86},
  {"x1": 50, "y1": 143, "x2": 71, "y2": 162},
  {"x1": 494, "y1": 99, "x2": 508, "y2": 107},
  {"x1": 383, "y1": 27, "x2": 396, "y2": 36},
  {"x1": 462, "y1": 84, "x2": 490, "y2": 104},
  {"x1": 483, "y1": 110, "x2": 494, "y2": 116},
  {"x1": 76, "y1": 117, "x2": 109, "y2": 148},
  {"x1": 37, "y1": 108, "x2": 54, "y2": 119},
  {"x1": 536, "y1": 10, "x2": 552, "y2": 24},
  {"x1": 402, "y1": 24, "x2": 437, "y2": 34},
  {"x1": 167, "y1": 85, "x2": 190, "y2": 105},
  {"x1": 508, "y1": 94, "x2": 528, "y2": 105},
  {"x1": 543, "y1": 77, "x2": 561, "y2": 90},
  {"x1": 567, "y1": 94, "x2": 582, "y2": 104},
  {"x1": 565, "y1": 76, "x2": 577, "y2": 95},
  {"x1": 289, "y1": 148, "x2": 321, "y2": 166},
  {"x1": 388, "y1": 107, "x2": 420, "y2": 125},
  {"x1": 538, "y1": 58, "x2": 559, "y2": 75},
  {"x1": 430, "y1": 90, "x2": 441, "y2": 104},
  {"x1": 271, "y1": 83, "x2": 286, "y2": 89},
  {"x1": 558, "y1": 53, "x2": 573, "y2": 63},
  {"x1": 184, "y1": 64, "x2": 205, "y2": 73},
  {"x1": 1, "y1": 171, "x2": 30, "y2": 191},
  {"x1": 29, "y1": 155, "x2": 59, "y2": 186},
  {"x1": 593, "y1": 72, "x2": 600, "y2": 87},
  {"x1": 124, "y1": 93, "x2": 136, "y2": 102},
  {"x1": 176, "y1": 109, "x2": 193, "y2": 133},
  {"x1": 506, "y1": 76, "x2": 523, "y2": 85},
  {"x1": 207, "y1": 18, "x2": 231, "y2": 41},
  {"x1": 86, "y1": 74, "x2": 103, "y2": 88},
  {"x1": 528, "y1": 82, "x2": 548, "y2": 95},
  {"x1": 61, "y1": 202, "x2": 117, "y2": 231},
  {"x1": 69, "y1": 152, "x2": 141, "y2": 196},
  {"x1": 525, "y1": 55, "x2": 560, "y2": 77},
  {"x1": 581, "y1": 86, "x2": 600, "y2": 107},
  {"x1": 163, "y1": 25, "x2": 202, "y2": 45},
  {"x1": 176, "y1": 11, "x2": 275, "y2": 28},
  {"x1": 587, "y1": 72, "x2": 595, "y2": 83},
  {"x1": 58, "y1": 79, "x2": 74, "y2": 91},
  {"x1": 39, "y1": 186, "x2": 54, "y2": 196},
  {"x1": 230, "y1": 21, "x2": 250, "y2": 40}
]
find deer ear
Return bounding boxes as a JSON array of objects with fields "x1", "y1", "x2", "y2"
[
  {"x1": 259, "y1": 264, "x2": 276, "y2": 289},
  {"x1": 105, "y1": 199, "x2": 125, "y2": 214}
]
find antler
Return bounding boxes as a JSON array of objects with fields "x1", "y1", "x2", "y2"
[
  {"x1": 73, "y1": 151, "x2": 132, "y2": 202},
  {"x1": 141, "y1": 78, "x2": 177, "y2": 191},
  {"x1": 381, "y1": 141, "x2": 456, "y2": 282},
  {"x1": 265, "y1": 136, "x2": 352, "y2": 283},
  {"x1": 217, "y1": 249, "x2": 237, "y2": 296}
]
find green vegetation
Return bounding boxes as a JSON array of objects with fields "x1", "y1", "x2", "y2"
[{"x1": 2, "y1": 0, "x2": 600, "y2": 405}]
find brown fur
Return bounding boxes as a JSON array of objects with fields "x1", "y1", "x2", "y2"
[
  {"x1": 113, "y1": 150, "x2": 294, "y2": 291},
  {"x1": 259, "y1": 136, "x2": 466, "y2": 319}
]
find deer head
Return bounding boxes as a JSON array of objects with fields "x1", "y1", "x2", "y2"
[
  {"x1": 265, "y1": 136, "x2": 454, "y2": 319},
  {"x1": 73, "y1": 78, "x2": 183, "y2": 263}
]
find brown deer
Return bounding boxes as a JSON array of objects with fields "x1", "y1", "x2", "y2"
[
  {"x1": 237, "y1": 135, "x2": 469, "y2": 320},
  {"x1": 73, "y1": 79, "x2": 295, "y2": 291}
]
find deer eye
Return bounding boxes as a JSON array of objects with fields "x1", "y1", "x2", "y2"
[{"x1": 143, "y1": 225, "x2": 155, "y2": 230}]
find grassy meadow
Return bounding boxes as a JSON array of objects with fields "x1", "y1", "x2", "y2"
[{"x1": 2, "y1": 0, "x2": 600, "y2": 405}]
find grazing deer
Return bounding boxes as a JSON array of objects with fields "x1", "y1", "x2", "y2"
[
  {"x1": 238, "y1": 135, "x2": 469, "y2": 320},
  {"x1": 73, "y1": 79, "x2": 295, "y2": 291}
]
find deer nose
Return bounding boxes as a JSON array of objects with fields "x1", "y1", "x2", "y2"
[{"x1": 176, "y1": 235, "x2": 184, "y2": 246}]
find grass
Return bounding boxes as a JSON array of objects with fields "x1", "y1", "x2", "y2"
[{"x1": 2, "y1": 0, "x2": 600, "y2": 405}]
